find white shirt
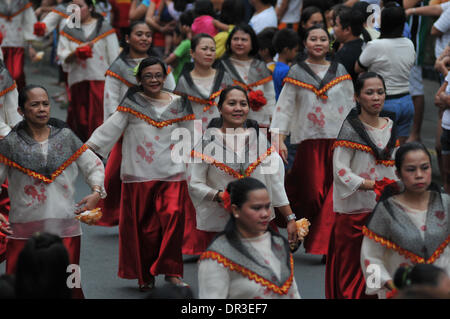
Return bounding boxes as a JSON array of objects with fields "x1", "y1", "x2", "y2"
[
  {"x1": 358, "y1": 38, "x2": 416, "y2": 95},
  {"x1": 333, "y1": 119, "x2": 398, "y2": 214},
  {"x1": 361, "y1": 198, "x2": 450, "y2": 298},
  {"x1": 249, "y1": 6, "x2": 278, "y2": 35},
  {"x1": 87, "y1": 92, "x2": 187, "y2": 183},
  {"x1": 276, "y1": 0, "x2": 302, "y2": 24},
  {"x1": 0, "y1": 86, "x2": 21, "y2": 136},
  {"x1": 434, "y1": 3, "x2": 450, "y2": 60},
  {"x1": 198, "y1": 232, "x2": 301, "y2": 299},
  {"x1": 0, "y1": 2, "x2": 36, "y2": 48},
  {"x1": 57, "y1": 20, "x2": 120, "y2": 87},
  {"x1": 0, "y1": 148, "x2": 105, "y2": 239},
  {"x1": 442, "y1": 73, "x2": 450, "y2": 130},
  {"x1": 270, "y1": 63, "x2": 355, "y2": 144}
]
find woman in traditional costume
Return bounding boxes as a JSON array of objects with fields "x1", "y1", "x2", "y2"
[
  {"x1": 270, "y1": 25, "x2": 354, "y2": 257},
  {"x1": 219, "y1": 24, "x2": 275, "y2": 129},
  {"x1": 97, "y1": 20, "x2": 174, "y2": 227},
  {"x1": 325, "y1": 72, "x2": 399, "y2": 299},
  {"x1": 175, "y1": 32, "x2": 234, "y2": 134},
  {"x1": 198, "y1": 177, "x2": 302, "y2": 299},
  {"x1": 174, "y1": 32, "x2": 234, "y2": 256},
  {"x1": 0, "y1": 56, "x2": 26, "y2": 264},
  {"x1": 87, "y1": 57, "x2": 193, "y2": 291},
  {"x1": 0, "y1": 85, "x2": 106, "y2": 299},
  {"x1": 57, "y1": 0, "x2": 120, "y2": 142},
  {"x1": 361, "y1": 142, "x2": 450, "y2": 299},
  {"x1": 0, "y1": 0, "x2": 37, "y2": 91},
  {"x1": 187, "y1": 85, "x2": 298, "y2": 254}
]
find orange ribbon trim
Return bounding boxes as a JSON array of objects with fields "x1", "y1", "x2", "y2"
[
  {"x1": 0, "y1": 2, "x2": 32, "y2": 21},
  {"x1": 233, "y1": 76, "x2": 273, "y2": 91},
  {"x1": 51, "y1": 8, "x2": 69, "y2": 19},
  {"x1": 333, "y1": 140, "x2": 400, "y2": 167},
  {"x1": 117, "y1": 106, "x2": 194, "y2": 128},
  {"x1": 0, "y1": 144, "x2": 89, "y2": 184},
  {"x1": 60, "y1": 28, "x2": 116, "y2": 45},
  {"x1": 284, "y1": 74, "x2": 352, "y2": 100},
  {"x1": 363, "y1": 226, "x2": 450, "y2": 264},
  {"x1": 174, "y1": 90, "x2": 223, "y2": 112},
  {"x1": 191, "y1": 146, "x2": 276, "y2": 179},
  {"x1": 200, "y1": 250, "x2": 294, "y2": 295},
  {"x1": 0, "y1": 82, "x2": 16, "y2": 98},
  {"x1": 105, "y1": 70, "x2": 134, "y2": 87}
]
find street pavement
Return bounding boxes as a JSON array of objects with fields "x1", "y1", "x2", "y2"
[{"x1": 0, "y1": 51, "x2": 443, "y2": 299}]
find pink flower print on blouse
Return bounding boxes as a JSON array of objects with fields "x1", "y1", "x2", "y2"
[
  {"x1": 338, "y1": 106, "x2": 344, "y2": 114},
  {"x1": 24, "y1": 181, "x2": 47, "y2": 206},
  {"x1": 136, "y1": 140, "x2": 155, "y2": 164},
  {"x1": 307, "y1": 106, "x2": 325, "y2": 128}
]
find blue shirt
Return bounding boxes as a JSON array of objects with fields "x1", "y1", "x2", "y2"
[{"x1": 273, "y1": 62, "x2": 290, "y2": 100}]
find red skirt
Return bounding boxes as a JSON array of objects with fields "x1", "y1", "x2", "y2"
[
  {"x1": 95, "y1": 138, "x2": 122, "y2": 227},
  {"x1": 0, "y1": 182, "x2": 11, "y2": 264},
  {"x1": 285, "y1": 139, "x2": 335, "y2": 255},
  {"x1": 1, "y1": 47, "x2": 25, "y2": 91},
  {"x1": 325, "y1": 212, "x2": 377, "y2": 299},
  {"x1": 5, "y1": 236, "x2": 84, "y2": 299},
  {"x1": 67, "y1": 80, "x2": 105, "y2": 142},
  {"x1": 180, "y1": 183, "x2": 217, "y2": 255},
  {"x1": 118, "y1": 180, "x2": 185, "y2": 285}
]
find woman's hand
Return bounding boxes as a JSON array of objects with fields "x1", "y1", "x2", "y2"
[
  {"x1": 385, "y1": 280, "x2": 395, "y2": 291},
  {"x1": 0, "y1": 213, "x2": 12, "y2": 236},
  {"x1": 75, "y1": 192, "x2": 101, "y2": 214},
  {"x1": 286, "y1": 219, "x2": 298, "y2": 245},
  {"x1": 360, "y1": 179, "x2": 375, "y2": 190}
]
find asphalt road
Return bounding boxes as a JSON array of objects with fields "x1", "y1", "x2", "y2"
[{"x1": 0, "y1": 50, "x2": 443, "y2": 299}]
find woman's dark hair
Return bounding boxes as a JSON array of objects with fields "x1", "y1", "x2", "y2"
[
  {"x1": 191, "y1": 32, "x2": 215, "y2": 52},
  {"x1": 135, "y1": 56, "x2": 167, "y2": 83},
  {"x1": 18, "y1": 85, "x2": 49, "y2": 111},
  {"x1": 217, "y1": 85, "x2": 249, "y2": 110},
  {"x1": 394, "y1": 264, "x2": 448, "y2": 290},
  {"x1": 226, "y1": 177, "x2": 267, "y2": 208},
  {"x1": 193, "y1": 0, "x2": 215, "y2": 18},
  {"x1": 15, "y1": 232, "x2": 71, "y2": 299},
  {"x1": 394, "y1": 141, "x2": 432, "y2": 174},
  {"x1": 0, "y1": 274, "x2": 15, "y2": 299},
  {"x1": 380, "y1": 2, "x2": 406, "y2": 39},
  {"x1": 219, "y1": 0, "x2": 244, "y2": 25},
  {"x1": 225, "y1": 24, "x2": 259, "y2": 57},
  {"x1": 354, "y1": 72, "x2": 386, "y2": 97},
  {"x1": 207, "y1": 85, "x2": 260, "y2": 132},
  {"x1": 119, "y1": 21, "x2": 153, "y2": 59},
  {"x1": 298, "y1": 6, "x2": 326, "y2": 46},
  {"x1": 84, "y1": 0, "x2": 105, "y2": 35}
]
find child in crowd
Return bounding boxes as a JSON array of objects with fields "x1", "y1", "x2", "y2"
[
  {"x1": 191, "y1": 0, "x2": 229, "y2": 37},
  {"x1": 164, "y1": 10, "x2": 194, "y2": 83},
  {"x1": 272, "y1": 28, "x2": 299, "y2": 99},
  {"x1": 257, "y1": 27, "x2": 278, "y2": 73}
]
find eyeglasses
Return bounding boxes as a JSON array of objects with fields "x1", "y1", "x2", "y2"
[{"x1": 142, "y1": 73, "x2": 164, "y2": 80}]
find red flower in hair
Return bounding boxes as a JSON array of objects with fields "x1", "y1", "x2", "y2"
[
  {"x1": 75, "y1": 45, "x2": 93, "y2": 60},
  {"x1": 33, "y1": 22, "x2": 46, "y2": 37},
  {"x1": 248, "y1": 90, "x2": 267, "y2": 112},
  {"x1": 222, "y1": 190, "x2": 232, "y2": 212},
  {"x1": 374, "y1": 178, "x2": 398, "y2": 202}
]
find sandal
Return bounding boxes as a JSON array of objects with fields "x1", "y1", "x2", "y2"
[
  {"x1": 165, "y1": 276, "x2": 189, "y2": 288},
  {"x1": 138, "y1": 277, "x2": 155, "y2": 292}
]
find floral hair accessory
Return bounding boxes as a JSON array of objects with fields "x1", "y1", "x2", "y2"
[
  {"x1": 222, "y1": 190, "x2": 232, "y2": 212},
  {"x1": 248, "y1": 89, "x2": 267, "y2": 112}
]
